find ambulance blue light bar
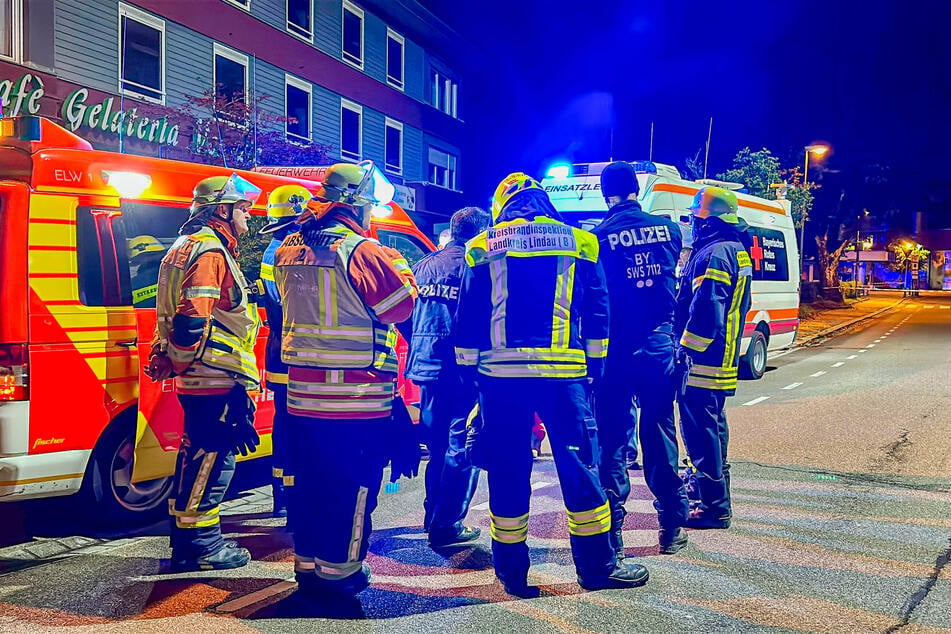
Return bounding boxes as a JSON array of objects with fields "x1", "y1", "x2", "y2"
[{"x1": 546, "y1": 163, "x2": 571, "y2": 179}]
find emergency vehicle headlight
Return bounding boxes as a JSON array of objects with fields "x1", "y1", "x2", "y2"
[
  {"x1": 546, "y1": 163, "x2": 571, "y2": 179},
  {"x1": 371, "y1": 204, "x2": 393, "y2": 219},
  {"x1": 103, "y1": 171, "x2": 152, "y2": 198}
]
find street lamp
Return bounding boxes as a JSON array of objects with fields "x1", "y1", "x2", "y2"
[{"x1": 799, "y1": 144, "x2": 830, "y2": 277}]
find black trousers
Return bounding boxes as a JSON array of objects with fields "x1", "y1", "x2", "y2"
[
  {"x1": 678, "y1": 387, "x2": 731, "y2": 520},
  {"x1": 170, "y1": 393, "x2": 238, "y2": 558},
  {"x1": 418, "y1": 377, "x2": 480, "y2": 536},
  {"x1": 287, "y1": 416, "x2": 391, "y2": 581}
]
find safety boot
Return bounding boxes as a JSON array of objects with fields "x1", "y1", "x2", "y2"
[
  {"x1": 658, "y1": 527, "x2": 688, "y2": 554},
  {"x1": 171, "y1": 540, "x2": 251, "y2": 572},
  {"x1": 685, "y1": 508, "x2": 731, "y2": 530},
  {"x1": 577, "y1": 560, "x2": 650, "y2": 591},
  {"x1": 296, "y1": 562, "x2": 371, "y2": 598},
  {"x1": 429, "y1": 525, "x2": 482, "y2": 549}
]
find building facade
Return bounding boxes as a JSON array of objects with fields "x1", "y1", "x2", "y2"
[{"x1": 0, "y1": 0, "x2": 469, "y2": 228}]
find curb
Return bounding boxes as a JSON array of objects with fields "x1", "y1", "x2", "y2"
[{"x1": 794, "y1": 298, "x2": 907, "y2": 347}]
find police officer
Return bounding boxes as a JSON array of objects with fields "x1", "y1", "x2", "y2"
[
  {"x1": 591, "y1": 161, "x2": 690, "y2": 556},
  {"x1": 129, "y1": 235, "x2": 165, "y2": 308},
  {"x1": 675, "y1": 186, "x2": 753, "y2": 529},
  {"x1": 146, "y1": 173, "x2": 263, "y2": 572},
  {"x1": 403, "y1": 206, "x2": 489, "y2": 549},
  {"x1": 258, "y1": 185, "x2": 311, "y2": 519},
  {"x1": 273, "y1": 162, "x2": 418, "y2": 598},
  {"x1": 455, "y1": 173, "x2": 648, "y2": 596}
]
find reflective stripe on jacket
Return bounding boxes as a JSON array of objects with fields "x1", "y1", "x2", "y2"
[
  {"x1": 674, "y1": 221, "x2": 753, "y2": 393},
  {"x1": 454, "y1": 216, "x2": 610, "y2": 379},
  {"x1": 155, "y1": 226, "x2": 260, "y2": 393}
]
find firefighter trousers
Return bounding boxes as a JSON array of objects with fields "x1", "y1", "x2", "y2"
[
  {"x1": 418, "y1": 377, "x2": 480, "y2": 537},
  {"x1": 170, "y1": 393, "x2": 238, "y2": 559},
  {"x1": 287, "y1": 416, "x2": 391, "y2": 582},
  {"x1": 596, "y1": 332, "x2": 689, "y2": 542},
  {"x1": 678, "y1": 387, "x2": 731, "y2": 520},
  {"x1": 479, "y1": 377, "x2": 616, "y2": 585}
]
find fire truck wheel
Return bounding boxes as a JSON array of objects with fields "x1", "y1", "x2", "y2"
[
  {"x1": 81, "y1": 418, "x2": 173, "y2": 525},
  {"x1": 740, "y1": 329, "x2": 768, "y2": 380}
]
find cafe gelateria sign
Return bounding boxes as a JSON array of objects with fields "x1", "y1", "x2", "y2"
[{"x1": 1, "y1": 72, "x2": 180, "y2": 146}]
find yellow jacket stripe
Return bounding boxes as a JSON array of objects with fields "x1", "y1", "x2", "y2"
[{"x1": 680, "y1": 329, "x2": 713, "y2": 352}]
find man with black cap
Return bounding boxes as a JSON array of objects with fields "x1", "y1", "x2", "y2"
[{"x1": 591, "y1": 161, "x2": 690, "y2": 557}]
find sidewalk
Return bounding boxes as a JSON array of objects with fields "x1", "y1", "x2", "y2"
[{"x1": 796, "y1": 292, "x2": 904, "y2": 343}]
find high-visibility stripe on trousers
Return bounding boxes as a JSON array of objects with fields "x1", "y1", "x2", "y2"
[
  {"x1": 566, "y1": 501, "x2": 611, "y2": 537},
  {"x1": 489, "y1": 511, "x2": 529, "y2": 544}
]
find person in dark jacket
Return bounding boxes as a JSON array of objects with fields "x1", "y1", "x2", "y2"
[
  {"x1": 403, "y1": 206, "x2": 489, "y2": 548},
  {"x1": 591, "y1": 161, "x2": 690, "y2": 557},
  {"x1": 674, "y1": 186, "x2": 753, "y2": 530},
  {"x1": 455, "y1": 173, "x2": 649, "y2": 596}
]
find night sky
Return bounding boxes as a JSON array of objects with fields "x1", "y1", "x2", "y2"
[{"x1": 423, "y1": 0, "x2": 949, "y2": 230}]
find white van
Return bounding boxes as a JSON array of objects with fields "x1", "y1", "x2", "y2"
[{"x1": 541, "y1": 161, "x2": 801, "y2": 379}]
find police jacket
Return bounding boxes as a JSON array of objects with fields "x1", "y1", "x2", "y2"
[
  {"x1": 455, "y1": 192, "x2": 610, "y2": 380},
  {"x1": 675, "y1": 218, "x2": 753, "y2": 394},
  {"x1": 258, "y1": 235, "x2": 289, "y2": 386},
  {"x1": 403, "y1": 240, "x2": 468, "y2": 382},
  {"x1": 591, "y1": 200, "x2": 681, "y2": 369},
  {"x1": 274, "y1": 206, "x2": 416, "y2": 420}
]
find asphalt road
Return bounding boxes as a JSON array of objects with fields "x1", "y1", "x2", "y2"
[{"x1": 1, "y1": 293, "x2": 949, "y2": 633}]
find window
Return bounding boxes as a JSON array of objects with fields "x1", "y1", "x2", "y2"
[
  {"x1": 376, "y1": 229, "x2": 430, "y2": 268},
  {"x1": 287, "y1": 0, "x2": 311, "y2": 39},
  {"x1": 386, "y1": 28, "x2": 404, "y2": 90},
  {"x1": 120, "y1": 203, "x2": 190, "y2": 307},
  {"x1": 77, "y1": 208, "x2": 133, "y2": 307},
  {"x1": 747, "y1": 227, "x2": 790, "y2": 282},
  {"x1": 430, "y1": 68, "x2": 458, "y2": 118},
  {"x1": 119, "y1": 4, "x2": 165, "y2": 104},
  {"x1": 214, "y1": 43, "x2": 249, "y2": 106},
  {"x1": 285, "y1": 74, "x2": 312, "y2": 142},
  {"x1": 222, "y1": 0, "x2": 250, "y2": 9},
  {"x1": 384, "y1": 118, "x2": 403, "y2": 175},
  {"x1": 340, "y1": 100, "x2": 362, "y2": 160},
  {"x1": 0, "y1": 0, "x2": 19, "y2": 61},
  {"x1": 428, "y1": 147, "x2": 458, "y2": 191},
  {"x1": 342, "y1": 0, "x2": 363, "y2": 69}
]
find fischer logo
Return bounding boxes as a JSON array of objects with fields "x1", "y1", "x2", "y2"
[{"x1": 32, "y1": 437, "x2": 65, "y2": 450}]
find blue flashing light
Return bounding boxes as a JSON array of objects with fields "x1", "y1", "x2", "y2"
[
  {"x1": 546, "y1": 163, "x2": 571, "y2": 179},
  {"x1": 630, "y1": 160, "x2": 657, "y2": 174}
]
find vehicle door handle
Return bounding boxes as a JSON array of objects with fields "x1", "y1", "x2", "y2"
[{"x1": 116, "y1": 339, "x2": 138, "y2": 348}]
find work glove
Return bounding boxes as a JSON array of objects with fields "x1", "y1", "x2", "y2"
[
  {"x1": 389, "y1": 396, "x2": 421, "y2": 482},
  {"x1": 673, "y1": 345, "x2": 693, "y2": 397},
  {"x1": 223, "y1": 384, "x2": 260, "y2": 456},
  {"x1": 145, "y1": 352, "x2": 175, "y2": 382}
]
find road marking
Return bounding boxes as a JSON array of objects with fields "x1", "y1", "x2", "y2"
[
  {"x1": 810, "y1": 371, "x2": 827, "y2": 378},
  {"x1": 743, "y1": 396, "x2": 770, "y2": 406},
  {"x1": 847, "y1": 355, "x2": 858, "y2": 359},
  {"x1": 531, "y1": 480, "x2": 552, "y2": 491},
  {"x1": 213, "y1": 580, "x2": 297, "y2": 613},
  {"x1": 831, "y1": 362, "x2": 845, "y2": 367},
  {"x1": 867, "y1": 344, "x2": 876, "y2": 348},
  {"x1": 859, "y1": 349, "x2": 867, "y2": 353},
  {"x1": 781, "y1": 382, "x2": 803, "y2": 390}
]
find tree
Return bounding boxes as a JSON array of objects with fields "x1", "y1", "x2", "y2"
[
  {"x1": 166, "y1": 90, "x2": 333, "y2": 281},
  {"x1": 888, "y1": 238, "x2": 929, "y2": 290}
]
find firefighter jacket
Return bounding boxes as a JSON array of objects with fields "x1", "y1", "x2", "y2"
[
  {"x1": 259, "y1": 235, "x2": 289, "y2": 386},
  {"x1": 131, "y1": 256, "x2": 162, "y2": 308},
  {"x1": 154, "y1": 220, "x2": 261, "y2": 395},
  {"x1": 591, "y1": 200, "x2": 682, "y2": 373},
  {"x1": 273, "y1": 211, "x2": 416, "y2": 420},
  {"x1": 403, "y1": 240, "x2": 468, "y2": 382},
  {"x1": 454, "y1": 200, "x2": 610, "y2": 380},
  {"x1": 674, "y1": 218, "x2": 753, "y2": 394}
]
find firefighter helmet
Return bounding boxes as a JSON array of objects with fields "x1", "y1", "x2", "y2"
[
  {"x1": 316, "y1": 161, "x2": 395, "y2": 207},
  {"x1": 189, "y1": 173, "x2": 262, "y2": 213},
  {"x1": 129, "y1": 235, "x2": 164, "y2": 259},
  {"x1": 688, "y1": 186, "x2": 739, "y2": 224},
  {"x1": 260, "y1": 184, "x2": 311, "y2": 234},
  {"x1": 491, "y1": 172, "x2": 543, "y2": 220}
]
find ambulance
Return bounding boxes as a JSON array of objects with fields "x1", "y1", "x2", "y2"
[
  {"x1": 541, "y1": 161, "x2": 800, "y2": 380},
  {"x1": 0, "y1": 116, "x2": 434, "y2": 521}
]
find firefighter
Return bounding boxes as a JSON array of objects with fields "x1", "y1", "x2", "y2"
[
  {"x1": 402, "y1": 206, "x2": 489, "y2": 549},
  {"x1": 146, "y1": 173, "x2": 263, "y2": 572},
  {"x1": 258, "y1": 184, "x2": 311, "y2": 519},
  {"x1": 455, "y1": 173, "x2": 649, "y2": 597},
  {"x1": 590, "y1": 161, "x2": 690, "y2": 557},
  {"x1": 273, "y1": 162, "x2": 418, "y2": 598},
  {"x1": 675, "y1": 186, "x2": 753, "y2": 529},
  {"x1": 129, "y1": 235, "x2": 165, "y2": 308}
]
